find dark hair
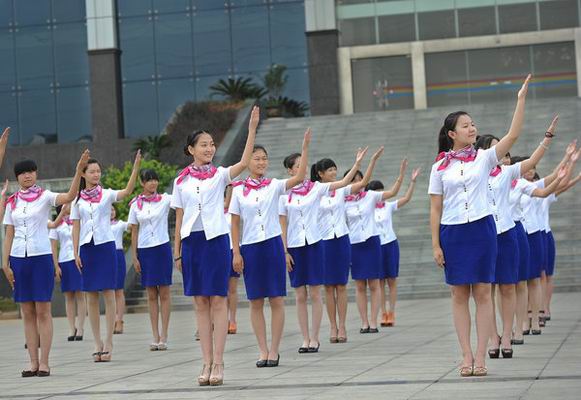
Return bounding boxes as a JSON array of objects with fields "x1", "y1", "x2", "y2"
[
  {"x1": 344, "y1": 169, "x2": 363, "y2": 182},
  {"x1": 366, "y1": 180, "x2": 384, "y2": 191},
  {"x1": 77, "y1": 158, "x2": 101, "y2": 200},
  {"x1": 438, "y1": 111, "x2": 470, "y2": 153},
  {"x1": 140, "y1": 168, "x2": 159, "y2": 183},
  {"x1": 509, "y1": 155, "x2": 529, "y2": 165},
  {"x1": 253, "y1": 145, "x2": 268, "y2": 156},
  {"x1": 55, "y1": 205, "x2": 63, "y2": 215},
  {"x1": 283, "y1": 153, "x2": 301, "y2": 170},
  {"x1": 533, "y1": 172, "x2": 540, "y2": 180},
  {"x1": 474, "y1": 134, "x2": 500, "y2": 151},
  {"x1": 183, "y1": 130, "x2": 211, "y2": 156},
  {"x1": 310, "y1": 158, "x2": 337, "y2": 182},
  {"x1": 14, "y1": 159, "x2": 37, "y2": 178}
]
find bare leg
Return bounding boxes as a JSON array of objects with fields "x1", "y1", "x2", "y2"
[
  {"x1": 227, "y1": 278, "x2": 238, "y2": 325},
  {"x1": 540, "y1": 270, "x2": 547, "y2": 316},
  {"x1": 498, "y1": 284, "x2": 516, "y2": 350},
  {"x1": 35, "y1": 302, "x2": 53, "y2": 372},
  {"x1": 387, "y1": 278, "x2": 397, "y2": 313},
  {"x1": 337, "y1": 285, "x2": 348, "y2": 339},
  {"x1": 147, "y1": 287, "x2": 161, "y2": 343},
  {"x1": 250, "y1": 299, "x2": 268, "y2": 359},
  {"x1": 159, "y1": 285, "x2": 171, "y2": 342},
  {"x1": 514, "y1": 281, "x2": 527, "y2": 340},
  {"x1": 21, "y1": 302, "x2": 40, "y2": 371},
  {"x1": 489, "y1": 285, "x2": 500, "y2": 349},
  {"x1": 75, "y1": 291, "x2": 87, "y2": 336},
  {"x1": 87, "y1": 292, "x2": 103, "y2": 354},
  {"x1": 527, "y1": 278, "x2": 541, "y2": 331},
  {"x1": 324, "y1": 285, "x2": 338, "y2": 338},
  {"x1": 473, "y1": 283, "x2": 493, "y2": 369},
  {"x1": 380, "y1": 279, "x2": 387, "y2": 314},
  {"x1": 268, "y1": 297, "x2": 285, "y2": 359},
  {"x1": 368, "y1": 279, "x2": 380, "y2": 329},
  {"x1": 210, "y1": 296, "x2": 228, "y2": 364},
  {"x1": 545, "y1": 275, "x2": 554, "y2": 317},
  {"x1": 195, "y1": 297, "x2": 213, "y2": 365},
  {"x1": 64, "y1": 292, "x2": 76, "y2": 336},
  {"x1": 309, "y1": 285, "x2": 323, "y2": 347},
  {"x1": 450, "y1": 285, "x2": 473, "y2": 368},
  {"x1": 355, "y1": 280, "x2": 369, "y2": 328},
  {"x1": 295, "y1": 286, "x2": 310, "y2": 347},
  {"x1": 102, "y1": 290, "x2": 116, "y2": 355}
]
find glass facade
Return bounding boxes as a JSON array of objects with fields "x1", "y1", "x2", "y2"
[
  {"x1": 337, "y1": 0, "x2": 581, "y2": 46},
  {"x1": 0, "y1": 0, "x2": 90, "y2": 145},
  {"x1": 117, "y1": 0, "x2": 309, "y2": 137}
]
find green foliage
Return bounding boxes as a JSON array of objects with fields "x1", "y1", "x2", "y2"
[
  {"x1": 264, "y1": 96, "x2": 310, "y2": 117},
  {"x1": 0, "y1": 297, "x2": 17, "y2": 312},
  {"x1": 132, "y1": 135, "x2": 172, "y2": 159},
  {"x1": 262, "y1": 64, "x2": 288, "y2": 98},
  {"x1": 101, "y1": 159, "x2": 178, "y2": 223},
  {"x1": 209, "y1": 77, "x2": 266, "y2": 101}
]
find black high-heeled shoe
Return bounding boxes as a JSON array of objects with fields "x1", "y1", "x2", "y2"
[
  {"x1": 511, "y1": 338, "x2": 524, "y2": 345},
  {"x1": 307, "y1": 342, "x2": 320, "y2": 353},
  {"x1": 501, "y1": 348, "x2": 513, "y2": 358},
  {"x1": 531, "y1": 329, "x2": 542, "y2": 335},
  {"x1": 256, "y1": 359, "x2": 267, "y2": 368},
  {"x1": 359, "y1": 327, "x2": 370, "y2": 334},
  {"x1": 266, "y1": 354, "x2": 280, "y2": 367},
  {"x1": 67, "y1": 329, "x2": 77, "y2": 342},
  {"x1": 488, "y1": 348, "x2": 500, "y2": 359}
]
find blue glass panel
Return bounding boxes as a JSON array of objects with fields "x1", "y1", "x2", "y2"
[
  {"x1": 52, "y1": 0, "x2": 86, "y2": 23},
  {"x1": 0, "y1": 29, "x2": 15, "y2": 92},
  {"x1": 117, "y1": 0, "x2": 153, "y2": 17},
  {"x1": 14, "y1": 25, "x2": 54, "y2": 90},
  {"x1": 18, "y1": 89, "x2": 57, "y2": 145},
  {"x1": 282, "y1": 67, "x2": 309, "y2": 103},
  {"x1": 195, "y1": 74, "x2": 230, "y2": 101},
  {"x1": 0, "y1": 91, "x2": 19, "y2": 145},
  {"x1": 231, "y1": 5, "x2": 270, "y2": 73},
  {"x1": 270, "y1": 2, "x2": 307, "y2": 68},
  {"x1": 119, "y1": 16, "x2": 156, "y2": 81},
  {"x1": 122, "y1": 81, "x2": 158, "y2": 137},
  {"x1": 229, "y1": 0, "x2": 267, "y2": 7},
  {"x1": 152, "y1": 0, "x2": 190, "y2": 14},
  {"x1": 53, "y1": 22, "x2": 89, "y2": 86},
  {"x1": 155, "y1": 13, "x2": 194, "y2": 78},
  {"x1": 156, "y1": 78, "x2": 195, "y2": 131},
  {"x1": 14, "y1": 0, "x2": 51, "y2": 26},
  {"x1": 193, "y1": 0, "x2": 228, "y2": 11},
  {"x1": 0, "y1": 0, "x2": 14, "y2": 27},
  {"x1": 56, "y1": 86, "x2": 90, "y2": 143},
  {"x1": 193, "y1": 9, "x2": 232, "y2": 75}
]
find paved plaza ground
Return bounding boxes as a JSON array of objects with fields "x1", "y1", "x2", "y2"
[{"x1": 1, "y1": 292, "x2": 580, "y2": 400}]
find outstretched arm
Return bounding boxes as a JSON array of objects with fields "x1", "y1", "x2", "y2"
[
  {"x1": 0, "y1": 179, "x2": 8, "y2": 224},
  {"x1": 350, "y1": 146, "x2": 383, "y2": 194},
  {"x1": 520, "y1": 116, "x2": 558, "y2": 175},
  {"x1": 329, "y1": 146, "x2": 368, "y2": 191},
  {"x1": 396, "y1": 168, "x2": 420, "y2": 208},
  {"x1": 117, "y1": 150, "x2": 142, "y2": 201},
  {"x1": 47, "y1": 204, "x2": 69, "y2": 229},
  {"x1": 230, "y1": 106, "x2": 259, "y2": 179},
  {"x1": 0, "y1": 127, "x2": 9, "y2": 168},
  {"x1": 556, "y1": 172, "x2": 581, "y2": 195},
  {"x1": 380, "y1": 158, "x2": 408, "y2": 200},
  {"x1": 495, "y1": 75, "x2": 531, "y2": 160},
  {"x1": 55, "y1": 150, "x2": 90, "y2": 206},
  {"x1": 285, "y1": 128, "x2": 312, "y2": 190}
]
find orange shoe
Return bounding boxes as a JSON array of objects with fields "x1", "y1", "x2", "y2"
[
  {"x1": 386, "y1": 312, "x2": 395, "y2": 327},
  {"x1": 380, "y1": 312, "x2": 389, "y2": 327},
  {"x1": 228, "y1": 321, "x2": 237, "y2": 334}
]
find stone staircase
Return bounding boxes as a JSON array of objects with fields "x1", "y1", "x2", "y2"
[{"x1": 126, "y1": 97, "x2": 581, "y2": 313}]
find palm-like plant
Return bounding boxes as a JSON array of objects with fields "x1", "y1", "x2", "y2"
[
  {"x1": 132, "y1": 135, "x2": 172, "y2": 160},
  {"x1": 209, "y1": 77, "x2": 266, "y2": 101},
  {"x1": 263, "y1": 64, "x2": 288, "y2": 98}
]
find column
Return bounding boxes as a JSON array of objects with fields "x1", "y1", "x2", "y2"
[{"x1": 411, "y1": 41, "x2": 427, "y2": 110}]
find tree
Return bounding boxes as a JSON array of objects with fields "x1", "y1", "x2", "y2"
[
  {"x1": 262, "y1": 64, "x2": 288, "y2": 98},
  {"x1": 132, "y1": 135, "x2": 172, "y2": 160},
  {"x1": 209, "y1": 77, "x2": 266, "y2": 101}
]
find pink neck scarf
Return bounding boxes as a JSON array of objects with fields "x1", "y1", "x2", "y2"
[
  {"x1": 6, "y1": 185, "x2": 44, "y2": 210},
  {"x1": 176, "y1": 163, "x2": 217, "y2": 184},
  {"x1": 80, "y1": 185, "x2": 103, "y2": 203},
  {"x1": 288, "y1": 180, "x2": 315, "y2": 203},
  {"x1": 130, "y1": 193, "x2": 162, "y2": 210},
  {"x1": 345, "y1": 191, "x2": 367, "y2": 202},
  {"x1": 375, "y1": 201, "x2": 385, "y2": 209},
  {"x1": 231, "y1": 177, "x2": 272, "y2": 197},
  {"x1": 329, "y1": 189, "x2": 336, "y2": 198},
  {"x1": 435, "y1": 146, "x2": 477, "y2": 171},
  {"x1": 490, "y1": 166, "x2": 502, "y2": 177},
  {"x1": 62, "y1": 216, "x2": 73, "y2": 226},
  {"x1": 511, "y1": 179, "x2": 518, "y2": 189}
]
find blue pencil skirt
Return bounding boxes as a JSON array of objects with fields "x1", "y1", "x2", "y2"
[
  {"x1": 241, "y1": 235, "x2": 287, "y2": 299},
  {"x1": 527, "y1": 231, "x2": 545, "y2": 280},
  {"x1": 322, "y1": 235, "x2": 351, "y2": 286},
  {"x1": 80, "y1": 240, "x2": 117, "y2": 292},
  {"x1": 59, "y1": 260, "x2": 83, "y2": 293},
  {"x1": 181, "y1": 231, "x2": 231, "y2": 297},
  {"x1": 137, "y1": 242, "x2": 173, "y2": 287},
  {"x1": 494, "y1": 227, "x2": 519, "y2": 284},
  {"x1": 514, "y1": 221, "x2": 530, "y2": 282},
  {"x1": 288, "y1": 240, "x2": 325, "y2": 288},
  {"x1": 380, "y1": 240, "x2": 400, "y2": 279},
  {"x1": 440, "y1": 215, "x2": 497, "y2": 285},
  {"x1": 9, "y1": 254, "x2": 54, "y2": 302},
  {"x1": 546, "y1": 231, "x2": 556, "y2": 277},
  {"x1": 351, "y1": 235, "x2": 383, "y2": 281},
  {"x1": 115, "y1": 250, "x2": 126, "y2": 290}
]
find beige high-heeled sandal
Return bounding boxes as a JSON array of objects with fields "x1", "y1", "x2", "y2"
[
  {"x1": 198, "y1": 364, "x2": 212, "y2": 386},
  {"x1": 472, "y1": 365, "x2": 488, "y2": 376},
  {"x1": 459, "y1": 364, "x2": 473, "y2": 377},
  {"x1": 209, "y1": 363, "x2": 224, "y2": 386}
]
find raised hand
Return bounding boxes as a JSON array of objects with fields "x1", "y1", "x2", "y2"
[
  {"x1": 249, "y1": 106, "x2": 260, "y2": 132},
  {"x1": 547, "y1": 115, "x2": 559, "y2": 136},
  {"x1": 303, "y1": 127, "x2": 312, "y2": 146},
  {"x1": 76, "y1": 149, "x2": 91, "y2": 173},
  {"x1": 0, "y1": 127, "x2": 9, "y2": 148},
  {"x1": 1, "y1": 179, "x2": 8, "y2": 199},
  {"x1": 371, "y1": 146, "x2": 384, "y2": 161},
  {"x1": 133, "y1": 149, "x2": 142, "y2": 168},
  {"x1": 355, "y1": 146, "x2": 369, "y2": 164},
  {"x1": 518, "y1": 74, "x2": 531, "y2": 100},
  {"x1": 411, "y1": 168, "x2": 421, "y2": 181},
  {"x1": 558, "y1": 167, "x2": 568, "y2": 180},
  {"x1": 572, "y1": 148, "x2": 581, "y2": 163},
  {"x1": 399, "y1": 158, "x2": 409, "y2": 175}
]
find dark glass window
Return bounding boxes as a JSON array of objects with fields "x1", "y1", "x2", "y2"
[
  {"x1": 117, "y1": 0, "x2": 153, "y2": 17},
  {"x1": 0, "y1": 0, "x2": 14, "y2": 27},
  {"x1": 52, "y1": 0, "x2": 86, "y2": 23},
  {"x1": 283, "y1": 67, "x2": 309, "y2": 103},
  {"x1": 56, "y1": 86, "x2": 90, "y2": 143},
  {"x1": 540, "y1": 0, "x2": 579, "y2": 30},
  {"x1": 231, "y1": 5, "x2": 270, "y2": 73},
  {"x1": 119, "y1": 16, "x2": 156, "y2": 81},
  {"x1": 230, "y1": 0, "x2": 267, "y2": 7},
  {"x1": 14, "y1": 0, "x2": 51, "y2": 26},
  {"x1": 532, "y1": 42, "x2": 576, "y2": 99},
  {"x1": 193, "y1": 9, "x2": 232, "y2": 76},
  {"x1": 53, "y1": 22, "x2": 89, "y2": 86},
  {"x1": 352, "y1": 55, "x2": 414, "y2": 112},
  {"x1": 378, "y1": 13, "x2": 415, "y2": 44},
  {"x1": 338, "y1": 0, "x2": 373, "y2": 4},
  {"x1": 15, "y1": 26, "x2": 54, "y2": 90},
  {"x1": 426, "y1": 51, "x2": 469, "y2": 107},
  {"x1": 18, "y1": 89, "x2": 57, "y2": 145},
  {"x1": 123, "y1": 81, "x2": 158, "y2": 137},
  {"x1": 340, "y1": 17, "x2": 376, "y2": 46},
  {"x1": 157, "y1": 78, "x2": 196, "y2": 131},
  {"x1": 458, "y1": 6, "x2": 496, "y2": 37},
  {"x1": 418, "y1": 10, "x2": 456, "y2": 40},
  {"x1": 154, "y1": 13, "x2": 194, "y2": 78},
  {"x1": 0, "y1": 91, "x2": 19, "y2": 145},
  {"x1": 196, "y1": 74, "x2": 230, "y2": 101},
  {"x1": 498, "y1": 4, "x2": 537, "y2": 34},
  {"x1": 193, "y1": 0, "x2": 228, "y2": 11},
  {"x1": 152, "y1": 0, "x2": 191, "y2": 14},
  {"x1": 270, "y1": 2, "x2": 307, "y2": 68},
  {"x1": 0, "y1": 29, "x2": 15, "y2": 92}
]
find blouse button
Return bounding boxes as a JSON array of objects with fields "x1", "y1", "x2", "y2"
[
  {"x1": 198, "y1": 204, "x2": 202, "y2": 211},
  {"x1": 465, "y1": 203, "x2": 468, "y2": 210}
]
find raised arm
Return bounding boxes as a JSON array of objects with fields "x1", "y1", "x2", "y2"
[
  {"x1": 0, "y1": 127, "x2": 9, "y2": 168},
  {"x1": 55, "y1": 149, "x2": 90, "y2": 206},
  {"x1": 350, "y1": 146, "x2": 383, "y2": 194},
  {"x1": 117, "y1": 150, "x2": 142, "y2": 201},
  {"x1": 430, "y1": 194, "x2": 445, "y2": 268},
  {"x1": 173, "y1": 208, "x2": 184, "y2": 272},
  {"x1": 330, "y1": 147, "x2": 368, "y2": 191},
  {"x1": 72, "y1": 220, "x2": 82, "y2": 271},
  {"x1": 380, "y1": 158, "x2": 408, "y2": 200},
  {"x1": 47, "y1": 203, "x2": 69, "y2": 230},
  {"x1": 2, "y1": 225, "x2": 15, "y2": 289},
  {"x1": 396, "y1": 168, "x2": 420, "y2": 208},
  {"x1": 531, "y1": 168, "x2": 567, "y2": 198},
  {"x1": 0, "y1": 179, "x2": 8, "y2": 224},
  {"x1": 285, "y1": 128, "x2": 312, "y2": 190},
  {"x1": 556, "y1": 171, "x2": 581, "y2": 195},
  {"x1": 495, "y1": 75, "x2": 530, "y2": 160},
  {"x1": 230, "y1": 106, "x2": 259, "y2": 179},
  {"x1": 520, "y1": 116, "x2": 558, "y2": 175}
]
